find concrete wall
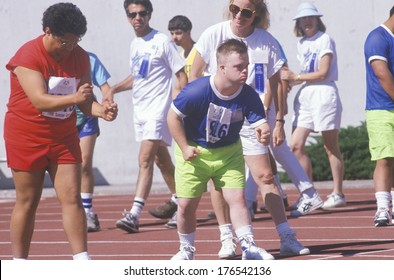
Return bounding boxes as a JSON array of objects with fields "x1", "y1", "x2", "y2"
[{"x1": 0, "y1": 0, "x2": 391, "y2": 188}]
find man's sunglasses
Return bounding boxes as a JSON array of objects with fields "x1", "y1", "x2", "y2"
[
  {"x1": 127, "y1": 10, "x2": 150, "y2": 19},
  {"x1": 229, "y1": 4, "x2": 256, "y2": 19}
]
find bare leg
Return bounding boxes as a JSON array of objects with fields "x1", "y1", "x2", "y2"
[
  {"x1": 373, "y1": 158, "x2": 393, "y2": 226},
  {"x1": 135, "y1": 140, "x2": 160, "y2": 199},
  {"x1": 49, "y1": 164, "x2": 88, "y2": 255},
  {"x1": 245, "y1": 154, "x2": 287, "y2": 226},
  {"x1": 322, "y1": 130, "x2": 344, "y2": 195},
  {"x1": 155, "y1": 145, "x2": 176, "y2": 194},
  {"x1": 222, "y1": 188, "x2": 250, "y2": 229},
  {"x1": 116, "y1": 141, "x2": 160, "y2": 232},
  {"x1": 177, "y1": 197, "x2": 201, "y2": 234},
  {"x1": 210, "y1": 182, "x2": 231, "y2": 226},
  {"x1": 291, "y1": 126, "x2": 313, "y2": 180},
  {"x1": 10, "y1": 169, "x2": 45, "y2": 258},
  {"x1": 80, "y1": 134, "x2": 97, "y2": 194},
  {"x1": 374, "y1": 158, "x2": 394, "y2": 193},
  {"x1": 148, "y1": 145, "x2": 178, "y2": 221}
]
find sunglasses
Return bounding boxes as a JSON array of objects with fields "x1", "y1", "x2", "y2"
[
  {"x1": 229, "y1": 4, "x2": 256, "y2": 19},
  {"x1": 127, "y1": 10, "x2": 149, "y2": 19}
]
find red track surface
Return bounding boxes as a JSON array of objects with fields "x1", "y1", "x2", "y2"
[{"x1": 1, "y1": 187, "x2": 393, "y2": 260}]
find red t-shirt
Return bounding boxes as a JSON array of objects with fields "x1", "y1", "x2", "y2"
[{"x1": 5, "y1": 34, "x2": 90, "y2": 147}]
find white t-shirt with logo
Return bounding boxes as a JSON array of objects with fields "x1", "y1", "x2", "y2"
[{"x1": 129, "y1": 29, "x2": 185, "y2": 121}]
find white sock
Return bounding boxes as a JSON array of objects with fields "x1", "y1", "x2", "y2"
[
  {"x1": 73, "y1": 251, "x2": 91, "y2": 260},
  {"x1": 391, "y1": 191, "x2": 394, "y2": 211},
  {"x1": 178, "y1": 231, "x2": 195, "y2": 248},
  {"x1": 235, "y1": 225, "x2": 254, "y2": 250},
  {"x1": 130, "y1": 197, "x2": 145, "y2": 219},
  {"x1": 219, "y1": 223, "x2": 234, "y2": 241},
  {"x1": 375, "y1": 191, "x2": 390, "y2": 210},
  {"x1": 81, "y1": 192, "x2": 94, "y2": 214},
  {"x1": 302, "y1": 188, "x2": 317, "y2": 200}
]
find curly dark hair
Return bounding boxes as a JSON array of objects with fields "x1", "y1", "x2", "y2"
[
  {"x1": 123, "y1": 0, "x2": 153, "y2": 15},
  {"x1": 42, "y1": 2, "x2": 87, "y2": 37}
]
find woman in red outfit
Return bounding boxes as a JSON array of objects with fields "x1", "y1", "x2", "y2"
[{"x1": 4, "y1": 3, "x2": 117, "y2": 260}]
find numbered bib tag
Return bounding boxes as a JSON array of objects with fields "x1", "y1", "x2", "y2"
[
  {"x1": 250, "y1": 49, "x2": 268, "y2": 94},
  {"x1": 206, "y1": 103, "x2": 232, "y2": 143},
  {"x1": 42, "y1": 77, "x2": 77, "y2": 119}
]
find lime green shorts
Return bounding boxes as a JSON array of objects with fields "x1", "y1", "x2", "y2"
[
  {"x1": 174, "y1": 140, "x2": 245, "y2": 198},
  {"x1": 366, "y1": 110, "x2": 394, "y2": 161}
]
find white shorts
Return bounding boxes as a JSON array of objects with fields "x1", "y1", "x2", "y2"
[
  {"x1": 134, "y1": 118, "x2": 172, "y2": 146},
  {"x1": 240, "y1": 95, "x2": 269, "y2": 156},
  {"x1": 292, "y1": 82, "x2": 342, "y2": 131}
]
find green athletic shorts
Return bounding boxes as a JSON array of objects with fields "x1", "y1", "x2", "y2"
[
  {"x1": 174, "y1": 140, "x2": 245, "y2": 198},
  {"x1": 366, "y1": 110, "x2": 394, "y2": 161}
]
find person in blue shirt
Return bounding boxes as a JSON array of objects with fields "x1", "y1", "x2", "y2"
[
  {"x1": 169, "y1": 39, "x2": 277, "y2": 260},
  {"x1": 76, "y1": 52, "x2": 111, "y2": 232},
  {"x1": 364, "y1": 5, "x2": 394, "y2": 227}
]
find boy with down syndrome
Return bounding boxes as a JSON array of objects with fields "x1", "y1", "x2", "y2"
[{"x1": 168, "y1": 39, "x2": 274, "y2": 260}]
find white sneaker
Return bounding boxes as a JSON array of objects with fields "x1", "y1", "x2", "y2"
[
  {"x1": 288, "y1": 196, "x2": 303, "y2": 211},
  {"x1": 290, "y1": 194, "x2": 323, "y2": 216},
  {"x1": 165, "y1": 211, "x2": 177, "y2": 228},
  {"x1": 241, "y1": 237, "x2": 274, "y2": 260},
  {"x1": 86, "y1": 212, "x2": 100, "y2": 232},
  {"x1": 171, "y1": 245, "x2": 195, "y2": 260},
  {"x1": 280, "y1": 231, "x2": 310, "y2": 256},
  {"x1": 374, "y1": 208, "x2": 390, "y2": 227},
  {"x1": 218, "y1": 237, "x2": 237, "y2": 259},
  {"x1": 115, "y1": 210, "x2": 139, "y2": 233},
  {"x1": 322, "y1": 193, "x2": 346, "y2": 209}
]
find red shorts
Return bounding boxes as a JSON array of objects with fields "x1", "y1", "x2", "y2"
[{"x1": 5, "y1": 142, "x2": 82, "y2": 171}]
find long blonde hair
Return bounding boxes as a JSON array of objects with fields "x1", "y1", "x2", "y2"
[{"x1": 228, "y1": 0, "x2": 270, "y2": 30}]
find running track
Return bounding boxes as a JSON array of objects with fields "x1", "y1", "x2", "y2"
[{"x1": 0, "y1": 182, "x2": 393, "y2": 260}]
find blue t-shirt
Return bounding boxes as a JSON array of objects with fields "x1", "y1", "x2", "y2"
[
  {"x1": 172, "y1": 76, "x2": 266, "y2": 148},
  {"x1": 88, "y1": 52, "x2": 111, "y2": 88},
  {"x1": 76, "y1": 52, "x2": 111, "y2": 126},
  {"x1": 364, "y1": 25, "x2": 394, "y2": 110}
]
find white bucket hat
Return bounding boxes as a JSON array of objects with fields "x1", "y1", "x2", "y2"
[{"x1": 293, "y1": 2, "x2": 323, "y2": 20}]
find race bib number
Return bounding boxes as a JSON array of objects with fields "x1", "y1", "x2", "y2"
[
  {"x1": 206, "y1": 103, "x2": 232, "y2": 143},
  {"x1": 42, "y1": 77, "x2": 77, "y2": 119}
]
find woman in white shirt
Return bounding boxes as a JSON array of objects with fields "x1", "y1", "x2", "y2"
[{"x1": 281, "y1": 2, "x2": 346, "y2": 209}]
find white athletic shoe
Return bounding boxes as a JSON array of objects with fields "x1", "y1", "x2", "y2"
[
  {"x1": 241, "y1": 236, "x2": 274, "y2": 260},
  {"x1": 218, "y1": 237, "x2": 237, "y2": 259},
  {"x1": 280, "y1": 231, "x2": 310, "y2": 256},
  {"x1": 321, "y1": 193, "x2": 346, "y2": 209},
  {"x1": 290, "y1": 194, "x2": 323, "y2": 216},
  {"x1": 171, "y1": 245, "x2": 195, "y2": 260}
]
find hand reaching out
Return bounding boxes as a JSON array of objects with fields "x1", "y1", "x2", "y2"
[{"x1": 101, "y1": 101, "x2": 118, "y2": 121}]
